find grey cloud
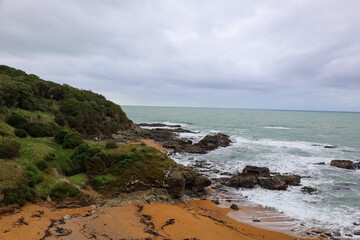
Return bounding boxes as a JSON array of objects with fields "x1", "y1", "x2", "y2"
[{"x1": 0, "y1": 0, "x2": 359, "y2": 111}]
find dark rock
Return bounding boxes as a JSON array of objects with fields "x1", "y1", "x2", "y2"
[
  {"x1": 230, "y1": 204, "x2": 239, "y2": 210},
  {"x1": 330, "y1": 160, "x2": 355, "y2": 170},
  {"x1": 252, "y1": 219, "x2": 261, "y2": 222},
  {"x1": 314, "y1": 162, "x2": 326, "y2": 165},
  {"x1": 225, "y1": 175, "x2": 257, "y2": 189},
  {"x1": 277, "y1": 174, "x2": 301, "y2": 186},
  {"x1": 324, "y1": 145, "x2": 336, "y2": 149},
  {"x1": 197, "y1": 133, "x2": 231, "y2": 151},
  {"x1": 138, "y1": 123, "x2": 182, "y2": 128},
  {"x1": 257, "y1": 177, "x2": 287, "y2": 190},
  {"x1": 212, "y1": 199, "x2": 220, "y2": 205},
  {"x1": 165, "y1": 167, "x2": 211, "y2": 198},
  {"x1": 301, "y1": 186, "x2": 318, "y2": 194},
  {"x1": 242, "y1": 165, "x2": 270, "y2": 177}
]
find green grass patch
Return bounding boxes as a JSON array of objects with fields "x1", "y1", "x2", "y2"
[
  {"x1": 0, "y1": 121, "x2": 14, "y2": 136},
  {"x1": 68, "y1": 173, "x2": 87, "y2": 187}
]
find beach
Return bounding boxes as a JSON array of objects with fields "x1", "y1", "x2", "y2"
[{"x1": 0, "y1": 199, "x2": 315, "y2": 240}]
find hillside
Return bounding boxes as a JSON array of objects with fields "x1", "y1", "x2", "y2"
[
  {"x1": 0, "y1": 66, "x2": 209, "y2": 209},
  {"x1": 0, "y1": 65, "x2": 135, "y2": 138}
]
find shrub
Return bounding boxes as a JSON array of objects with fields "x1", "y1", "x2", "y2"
[
  {"x1": 27, "y1": 122, "x2": 54, "y2": 137},
  {"x1": 35, "y1": 160, "x2": 48, "y2": 171},
  {"x1": 5, "y1": 112, "x2": 29, "y2": 130},
  {"x1": 62, "y1": 132, "x2": 83, "y2": 148},
  {"x1": 85, "y1": 156, "x2": 106, "y2": 175},
  {"x1": 44, "y1": 152, "x2": 56, "y2": 162},
  {"x1": 0, "y1": 138, "x2": 21, "y2": 159},
  {"x1": 25, "y1": 165, "x2": 44, "y2": 184},
  {"x1": 90, "y1": 174, "x2": 116, "y2": 190},
  {"x1": 105, "y1": 140, "x2": 118, "y2": 149},
  {"x1": 14, "y1": 129, "x2": 27, "y2": 138},
  {"x1": 54, "y1": 129, "x2": 69, "y2": 144},
  {"x1": 49, "y1": 182, "x2": 80, "y2": 200}
]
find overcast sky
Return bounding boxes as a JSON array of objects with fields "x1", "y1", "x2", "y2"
[{"x1": 1, "y1": 0, "x2": 360, "y2": 111}]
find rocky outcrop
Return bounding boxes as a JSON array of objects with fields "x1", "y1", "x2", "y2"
[
  {"x1": 165, "y1": 166, "x2": 211, "y2": 198},
  {"x1": 330, "y1": 160, "x2": 356, "y2": 170},
  {"x1": 140, "y1": 124, "x2": 231, "y2": 154},
  {"x1": 224, "y1": 165, "x2": 302, "y2": 191},
  {"x1": 257, "y1": 177, "x2": 287, "y2": 190}
]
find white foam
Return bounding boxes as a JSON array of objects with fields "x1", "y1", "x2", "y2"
[{"x1": 264, "y1": 126, "x2": 291, "y2": 130}]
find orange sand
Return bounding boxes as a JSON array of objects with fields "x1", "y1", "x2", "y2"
[{"x1": 0, "y1": 200, "x2": 315, "y2": 240}]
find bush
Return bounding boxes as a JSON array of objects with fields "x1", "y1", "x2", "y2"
[
  {"x1": 35, "y1": 160, "x2": 48, "y2": 171},
  {"x1": 105, "y1": 140, "x2": 118, "y2": 149},
  {"x1": 14, "y1": 129, "x2": 27, "y2": 138},
  {"x1": 44, "y1": 152, "x2": 56, "y2": 162},
  {"x1": 49, "y1": 182, "x2": 80, "y2": 200},
  {"x1": 0, "y1": 138, "x2": 21, "y2": 159},
  {"x1": 5, "y1": 112, "x2": 29, "y2": 130},
  {"x1": 62, "y1": 132, "x2": 83, "y2": 148},
  {"x1": 27, "y1": 122, "x2": 54, "y2": 137},
  {"x1": 25, "y1": 165, "x2": 44, "y2": 184},
  {"x1": 90, "y1": 174, "x2": 117, "y2": 190},
  {"x1": 54, "y1": 129, "x2": 69, "y2": 144}
]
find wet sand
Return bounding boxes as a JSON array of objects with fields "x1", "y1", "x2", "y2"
[{"x1": 0, "y1": 199, "x2": 316, "y2": 240}]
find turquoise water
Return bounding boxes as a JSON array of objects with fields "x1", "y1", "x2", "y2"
[{"x1": 123, "y1": 106, "x2": 360, "y2": 236}]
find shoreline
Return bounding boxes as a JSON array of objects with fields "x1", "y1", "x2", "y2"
[{"x1": 0, "y1": 199, "x2": 315, "y2": 240}]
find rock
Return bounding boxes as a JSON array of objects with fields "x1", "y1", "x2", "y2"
[
  {"x1": 230, "y1": 204, "x2": 239, "y2": 210},
  {"x1": 197, "y1": 133, "x2": 231, "y2": 150},
  {"x1": 301, "y1": 186, "x2": 317, "y2": 194},
  {"x1": 138, "y1": 123, "x2": 182, "y2": 128},
  {"x1": 257, "y1": 177, "x2": 287, "y2": 190},
  {"x1": 252, "y1": 219, "x2": 261, "y2": 222},
  {"x1": 277, "y1": 174, "x2": 301, "y2": 186},
  {"x1": 330, "y1": 160, "x2": 355, "y2": 170},
  {"x1": 315, "y1": 162, "x2": 326, "y2": 165},
  {"x1": 212, "y1": 199, "x2": 220, "y2": 205},
  {"x1": 225, "y1": 176, "x2": 257, "y2": 189},
  {"x1": 242, "y1": 165, "x2": 270, "y2": 177},
  {"x1": 165, "y1": 167, "x2": 211, "y2": 198},
  {"x1": 63, "y1": 215, "x2": 71, "y2": 220},
  {"x1": 324, "y1": 145, "x2": 336, "y2": 149}
]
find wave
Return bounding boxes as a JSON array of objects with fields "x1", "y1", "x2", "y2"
[{"x1": 264, "y1": 126, "x2": 291, "y2": 130}]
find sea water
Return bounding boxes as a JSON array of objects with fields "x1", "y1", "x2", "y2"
[{"x1": 123, "y1": 106, "x2": 360, "y2": 237}]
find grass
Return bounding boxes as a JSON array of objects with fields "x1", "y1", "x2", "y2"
[
  {"x1": 0, "y1": 121, "x2": 14, "y2": 136},
  {"x1": 68, "y1": 173, "x2": 87, "y2": 187},
  {"x1": 11, "y1": 108, "x2": 55, "y2": 124}
]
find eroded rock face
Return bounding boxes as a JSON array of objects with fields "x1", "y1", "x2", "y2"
[
  {"x1": 166, "y1": 167, "x2": 211, "y2": 198},
  {"x1": 330, "y1": 160, "x2": 355, "y2": 170},
  {"x1": 277, "y1": 174, "x2": 301, "y2": 186},
  {"x1": 225, "y1": 176, "x2": 257, "y2": 189}
]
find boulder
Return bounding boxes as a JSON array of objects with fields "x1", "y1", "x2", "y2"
[
  {"x1": 225, "y1": 176, "x2": 257, "y2": 189},
  {"x1": 330, "y1": 160, "x2": 355, "y2": 170},
  {"x1": 197, "y1": 133, "x2": 231, "y2": 150},
  {"x1": 257, "y1": 177, "x2": 287, "y2": 190},
  {"x1": 166, "y1": 167, "x2": 211, "y2": 198},
  {"x1": 230, "y1": 204, "x2": 239, "y2": 210},
  {"x1": 242, "y1": 165, "x2": 270, "y2": 177},
  {"x1": 277, "y1": 174, "x2": 301, "y2": 186}
]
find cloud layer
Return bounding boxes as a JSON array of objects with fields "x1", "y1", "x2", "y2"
[{"x1": 1, "y1": 0, "x2": 360, "y2": 111}]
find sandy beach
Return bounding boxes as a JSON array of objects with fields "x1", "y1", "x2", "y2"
[{"x1": 0, "y1": 199, "x2": 318, "y2": 240}]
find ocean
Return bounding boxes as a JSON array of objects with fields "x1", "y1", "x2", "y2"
[{"x1": 123, "y1": 106, "x2": 360, "y2": 237}]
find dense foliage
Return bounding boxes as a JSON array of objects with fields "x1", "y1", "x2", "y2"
[
  {"x1": 0, "y1": 138, "x2": 21, "y2": 159},
  {"x1": 0, "y1": 65, "x2": 134, "y2": 137}
]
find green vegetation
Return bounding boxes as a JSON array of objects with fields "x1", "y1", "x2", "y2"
[
  {"x1": 0, "y1": 138, "x2": 21, "y2": 159},
  {"x1": 62, "y1": 132, "x2": 83, "y2": 149},
  {"x1": 0, "y1": 65, "x2": 134, "y2": 137},
  {"x1": 14, "y1": 129, "x2": 27, "y2": 138},
  {"x1": 105, "y1": 140, "x2": 118, "y2": 149},
  {"x1": 0, "y1": 65, "x2": 177, "y2": 207}
]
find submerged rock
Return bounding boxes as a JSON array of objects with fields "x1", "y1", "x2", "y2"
[
  {"x1": 301, "y1": 186, "x2": 318, "y2": 194},
  {"x1": 330, "y1": 160, "x2": 355, "y2": 170}
]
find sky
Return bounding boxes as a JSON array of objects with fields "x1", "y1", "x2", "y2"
[{"x1": 0, "y1": 0, "x2": 360, "y2": 112}]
